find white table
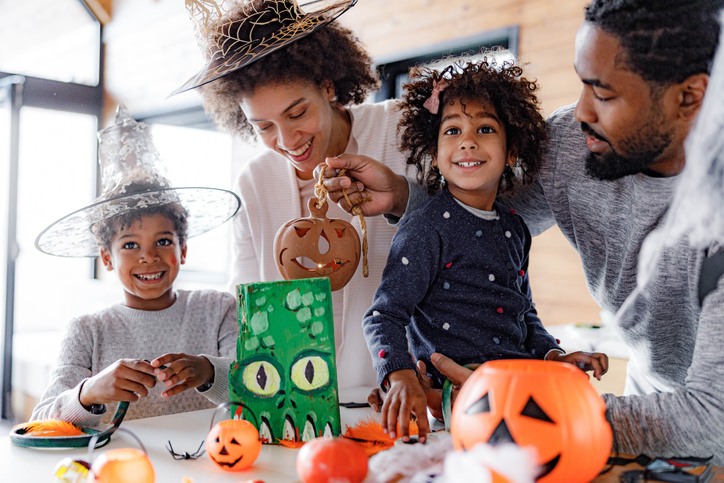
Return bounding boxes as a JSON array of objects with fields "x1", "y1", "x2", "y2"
[{"x1": 0, "y1": 387, "x2": 377, "y2": 482}]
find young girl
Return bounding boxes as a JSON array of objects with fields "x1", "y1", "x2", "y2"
[{"x1": 362, "y1": 59, "x2": 608, "y2": 442}]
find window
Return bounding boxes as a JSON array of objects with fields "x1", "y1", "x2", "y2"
[
  {"x1": 375, "y1": 27, "x2": 519, "y2": 101},
  {"x1": 0, "y1": 0, "x2": 103, "y2": 421}
]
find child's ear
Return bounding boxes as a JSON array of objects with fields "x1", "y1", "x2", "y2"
[
  {"x1": 180, "y1": 244, "x2": 187, "y2": 265},
  {"x1": 100, "y1": 248, "x2": 114, "y2": 271},
  {"x1": 507, "y1": 148, "x2": 518, "y2": 167}
]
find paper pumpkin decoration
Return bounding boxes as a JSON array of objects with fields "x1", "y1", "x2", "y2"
[
  {"x1": 89, "y1": 448, "x2": 154, "y2": 483},
  {"x1": 450, "y1": 359, "x2": 612, "y2": 483},
  {"x1": 230, "y1": 279, "x2": 341, "y2": 444},
  {"x1": 296, "y1": 437, "x2": 368, "y2": 483},
  {"x1": 274, "y1": 198, "x2": 360, "y2": 291},
  {"x1": 206, "y1": 419, "x2": 261, "y2": 471}
]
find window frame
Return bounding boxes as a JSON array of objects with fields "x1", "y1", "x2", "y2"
[{"x1": 0, "y1": 1, "x2": 103, "y2": 421}]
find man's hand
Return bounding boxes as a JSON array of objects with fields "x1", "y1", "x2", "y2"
[
  {"x1": 151, "y1": 353, "x2": 214, "y2": 398},
  {"x1": 317, "y1": 155, "x2": 409, "y2": 218},
  {"x1": 415, "y1": 360, "x2": 444, "y2": 420},
  {"x1": 381, "y1": 369, "x2": 430, "y2": 443},
  {"x1": 427, "y1": 353, "x2": 479, "y2": 416},
  {"x1": 545, "y1": 350, "x2": 609, "y2": 380},
  {"x1": 79, "y1": 359, "x2": 157, "y2": 408}
]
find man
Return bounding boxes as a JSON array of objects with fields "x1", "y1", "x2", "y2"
[{"x1": 322, "y1": 0, "x2": 724, "y2": 462}]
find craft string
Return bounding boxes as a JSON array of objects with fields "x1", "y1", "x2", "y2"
[{"x1": 315, "y1": 165, "x2": 369, "y2": 278}]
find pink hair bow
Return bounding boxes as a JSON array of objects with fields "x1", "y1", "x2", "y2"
[{"x1": 422, "y1": 79, "x2": 450, "y2": 115}]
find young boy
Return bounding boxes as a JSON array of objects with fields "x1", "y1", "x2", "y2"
[{"x1": 31, "y1": 106, "x2": 240, "y2": 425}]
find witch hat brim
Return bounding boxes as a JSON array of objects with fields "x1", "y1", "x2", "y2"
[
  {"x1": 170, "y1": 0, "x2": 357, "y2": 96},
  {"x1": 35, "y1": 187, "x2": 240, "y2": 258}
]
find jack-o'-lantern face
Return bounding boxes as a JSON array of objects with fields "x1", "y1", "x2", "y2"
[
  {"x1": 206, "y1": 419, "x2": 262, "y2": 472},
  {"x1": 274, "y1": 198, "x2": 360, "y2": 291},
  {"x1": 450, "y1": 360, "x2": 612, "y2": 483}
]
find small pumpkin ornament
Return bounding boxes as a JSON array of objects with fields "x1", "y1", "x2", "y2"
[
  {"x1": 90, "y1": 448, "x2": 154, "y2": 483},
  {"x1": 275, "y1": 197, "x2": 361, "y2": 292},
  {"x1": 450, "y1": 359, "x2": 612, "y2": 483},
  {"x1": 296, "y1": 437, "x2": 368, "y2": 483},
  {"x1": 206, "y1": 419, "x2": 262, "y2": 472}
]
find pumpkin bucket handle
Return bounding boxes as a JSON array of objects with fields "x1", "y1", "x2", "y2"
[
  {"x1": 87, "y1": 426, "x2": 148, "y2": 463},
  {"x1": 315, "y1": 164, "x2": 370, "y2": 278},
  {"x1": 209, "y1": 401, "x2": 235, "y2": 431}
]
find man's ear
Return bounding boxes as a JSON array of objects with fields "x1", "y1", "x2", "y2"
[
  {"x1": 677, "y1": 73, "x2": 708, "y2": 121},
  {"x1": 100, "y1": 248, "x2": 113, "y2": 271},
  {"x1": 180, "y1": 244, "x2": 187, "y2": 265}
]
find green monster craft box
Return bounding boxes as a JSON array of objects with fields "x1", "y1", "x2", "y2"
[{"x1": 229, "y1": 278, "x2": 341, "y2": 444}]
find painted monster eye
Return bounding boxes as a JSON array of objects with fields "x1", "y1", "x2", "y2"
[
  {"x1": 242, "y1": 361, "x2": 281, "y2": 397},
  {"x1": 290, "y1": 356, "x2": 329, "y2": 391}
]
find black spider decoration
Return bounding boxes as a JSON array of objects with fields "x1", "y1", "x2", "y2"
[{"x1": 166, "y1": 440, "x2": 205, "y2": 460}]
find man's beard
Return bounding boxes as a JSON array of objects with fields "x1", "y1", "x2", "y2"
[{"x1": 582, "y1": 118, "x2": 673, "y2": 181}]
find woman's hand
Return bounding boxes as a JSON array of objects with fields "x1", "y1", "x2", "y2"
[
  {"x1": 545, "y1": 350, "x2": 609, "y2": 380},
  {"x1": 79, "y1": 359, "x2": 156, "y2": 408},
  {"x1": 381, "y1": 369, "x2": 430, "y2": 443},
  {"x1": 318, "y1": 155, "x2": 409, "y2": 218},
  {"x1": 151, "y1": 353, "x2": 215, "y2": 398}
]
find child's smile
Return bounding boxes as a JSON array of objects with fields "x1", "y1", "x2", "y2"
[
  {"x1": 435, "y1": 99, "x2": 513, "y2": 210},
  {"x1": 101, "y1": 213, "x2": 186, "y2": 310}
]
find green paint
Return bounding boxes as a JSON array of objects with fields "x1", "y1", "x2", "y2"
[
  {"x1": 230, "y1": 278, "x2": 341, "y2": 444},
  {"x1": 250, "y1": 312, "x2": 269, "y2": 334}
]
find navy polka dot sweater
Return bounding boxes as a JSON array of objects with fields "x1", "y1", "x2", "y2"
[{"x1": 363, "y1": 189, "x2": 562, "y2": 387}]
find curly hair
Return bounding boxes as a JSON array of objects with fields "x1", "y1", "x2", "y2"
[
  {"x1": 398, "y1": 58, "x2": 546, "y2": 195},
  {"x1": 91, "y1": 182, "x2": 189, "y2": 252},
  {"x1": 585, "y1": 0, "x2": 724, "y2": 85},
  {"x1": 199, "y1": 1, "x2": 378, "y2": 139}
]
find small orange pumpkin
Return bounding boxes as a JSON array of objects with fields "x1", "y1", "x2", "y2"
[
  {"x1": 206, "y1": 419, "x2": 261, "y2": 472},
  {"x1": 274, "y1": 198, "x2": 360, "y2": 291},
  {"x1": 90, "y1": 448, "x2": 154, "y2": 483},
  {"x1": 296, "y1": 437, "x2": 368, "y2": 483},
  {"x1": 450, "y1": 359, "x2": 612, "y2": 483}
]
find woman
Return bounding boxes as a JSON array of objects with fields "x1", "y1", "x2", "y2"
[{"x1": 175, "y1": 0, "x2": 409, "y2": 388}]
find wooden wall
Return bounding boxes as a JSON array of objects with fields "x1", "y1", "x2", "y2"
[
  {"x1": 337, "y1": 0, "x2": 601, "y2": 326},
  {"x1": 103, "y1": 0, "x2": 603, "y2": 327}
]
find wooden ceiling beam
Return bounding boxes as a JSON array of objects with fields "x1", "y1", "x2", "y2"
[{"x1": 82, "y1": 0, "x2": 112, "y2": 25}]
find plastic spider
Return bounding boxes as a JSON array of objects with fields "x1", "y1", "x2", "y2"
[{"x1": 166, "y1": 440, "x2": 205, "y2": 460}]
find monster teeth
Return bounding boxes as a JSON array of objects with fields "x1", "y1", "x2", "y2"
[
  {"x1": 323, "y1": 423, "x2": 333, "y2": 437},
  {"x1": 283, "y1": 416, "x2": 296, "y2": 441},
  {"x1": 259, "y1": 420, "x2": 273, "y2": 444},
  {"x1": 301, "y1": 418, "x2": 316, "y2": 442}
]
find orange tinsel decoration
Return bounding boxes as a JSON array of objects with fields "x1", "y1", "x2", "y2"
[{"x1": 14, "y1": 420, "x2": 84, "y2": 437}]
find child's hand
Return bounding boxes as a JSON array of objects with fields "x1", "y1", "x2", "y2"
[
  {"x1": 79, "y1": 359, "x2": 156, "y2": 408},
  {"x1": 545, "y1": 350, "x2": 609, "y2": 380},
  {"x1": 382, "y1": 369, "x2": 430, "y2": 443},
  {"x1": 151, "y1": 353, "x2": 214, "y2": 398}
]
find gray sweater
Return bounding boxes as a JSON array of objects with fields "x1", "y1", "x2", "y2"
[
  {"x1": 31, "y1": 289, "x2": 238, "y2": 426},
  {"x1": 405, "y1": 104, "x2": 724, "y2": 462}
]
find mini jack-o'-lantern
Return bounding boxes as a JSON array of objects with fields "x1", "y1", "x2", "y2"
[
  {"x1": 206, "y1": 419, "x2": 262, "y2": 471},
  {"x1": 450, "y1": 359, "x2": 612, "y2": 483},
  {"x1": 90, "y1": 448, "x2": 154, "y2": 483},
  {"x1": 296, "y1": 437, "x2": 368, "y2": 483},
  {"x1": 275, "y1": 198, "x2": 360, "y2": 291}
]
